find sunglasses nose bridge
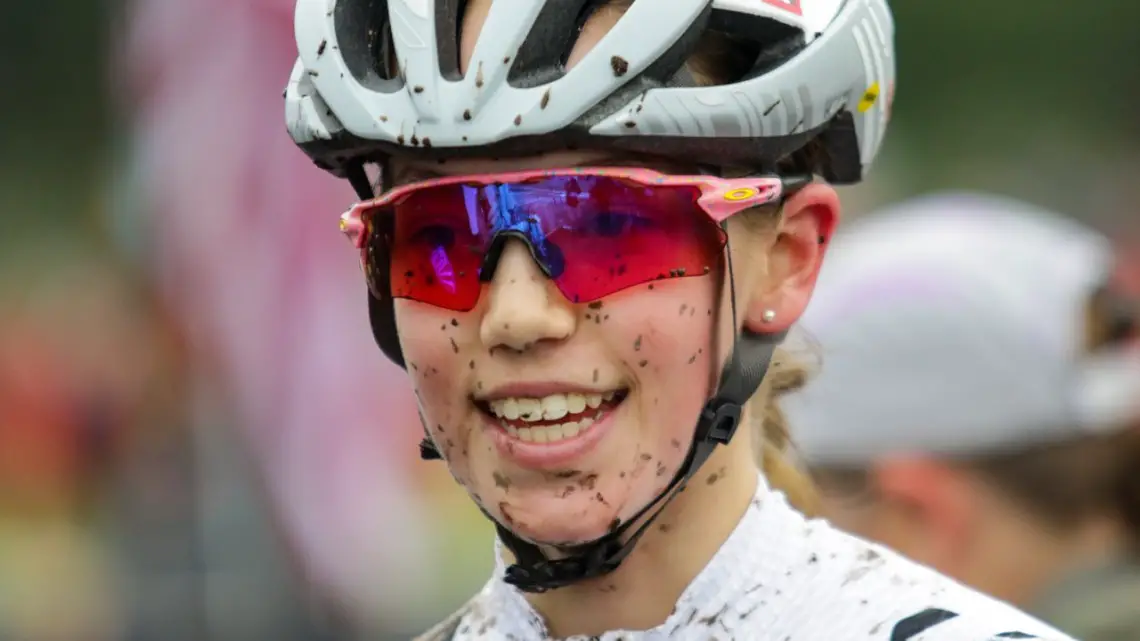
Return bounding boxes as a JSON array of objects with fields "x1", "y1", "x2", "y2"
[{"x1": 480, "y1": 229, "x2": 562, "y2": 283}]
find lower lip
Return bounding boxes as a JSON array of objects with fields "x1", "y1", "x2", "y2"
[{"x1": 484, "y1": 404, "x2": 620, "y2": 470}]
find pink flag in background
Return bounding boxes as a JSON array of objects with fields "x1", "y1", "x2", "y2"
[{"x1": 117, "y1": 0, "x2": 440, "y2": 626}]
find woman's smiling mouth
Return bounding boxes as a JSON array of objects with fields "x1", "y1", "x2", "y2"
[{"x1": 475, "y1": 387, "x2": 629, "y2": 468}]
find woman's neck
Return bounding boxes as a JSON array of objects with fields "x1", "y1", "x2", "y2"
[{"x1": 520, "y1": 446, "x2": 761, "y2": 638}]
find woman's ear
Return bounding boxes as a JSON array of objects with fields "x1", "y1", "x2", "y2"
[{"x1": 743, "y1": 183, "x2": 841, "y2": 333}]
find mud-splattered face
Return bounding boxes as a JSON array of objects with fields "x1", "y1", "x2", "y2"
[
  {"x1": 394, "y1": 0, "x2": 723, "y2": 544},
  {"x1": 389, "y1": 0, "x2": 839, "y2": 547},
  {"x1": 397, "y1": 214, "x2": 720, "y2": 543}
]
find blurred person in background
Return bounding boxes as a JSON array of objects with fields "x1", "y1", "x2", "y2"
[
  {"x1": 0, "y1": 240, "x2": 188, "y2": 641},
  {"x1": 783, "y1": 193, "x2": 1140, "y2": 641},
  {"x1": 286, "y1": 0, "x2": 1078, "y2": 639},
  {"x1": 114, "y1": 0, "x2": 484, "y2": 635}
]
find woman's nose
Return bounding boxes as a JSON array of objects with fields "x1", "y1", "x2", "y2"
[{"x1": 479, "y1": 239, "x2": 576, "y2": 353}]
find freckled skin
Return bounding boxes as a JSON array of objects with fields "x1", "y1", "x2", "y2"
[{"x1": 397, "y1": 273, "x2": 717, "y2": 545}]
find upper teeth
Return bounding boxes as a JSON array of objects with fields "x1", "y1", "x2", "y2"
[{"x1": 488, "y1": 391, "x2": 617, "y2": 422}]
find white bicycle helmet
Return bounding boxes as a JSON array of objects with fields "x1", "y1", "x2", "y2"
[{"x1": 285, "y1": 0, "x2": 895, "y2": 185}]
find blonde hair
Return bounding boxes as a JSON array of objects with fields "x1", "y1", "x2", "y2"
[{"x1": 752, "y1": 350, "x2": 821, "y2": 515}]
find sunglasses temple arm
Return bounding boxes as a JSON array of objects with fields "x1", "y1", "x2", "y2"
[{"x1": 781, "y1": 174, "x2": 813, "y2": 196}]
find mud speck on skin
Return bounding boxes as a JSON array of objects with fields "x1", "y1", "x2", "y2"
[
  {"x1": 608, "y1": 517, "x2": 622, "y2": 532},
  {"x1": 469, "y1": 359, "x2": 475, "y2": 369},
  {"x1": 450, "y1": 318, "x2": 459, "y2": 327},
  {"x1": 671, "y1": 438, "x2": 681, "y2": 449},
  {"x1": 554, "y1": 469, "x2": 582, "y2": 479},
  {"x1": 706, "y1": 466, "x2": 727, "y2": 485},
  {"x1": 593, "y1": 368, "x2": 599, "y2": 383},
  {"x1": 659, "y1": 523, "x2": 672, "y2": 533},
  {"x1": 688, "y1": 353, "x2": 698, "y2": 364},
  {"x1": 587, "y1": 301, "x2": 603, "y2": 310},
  {"x1": 610, "y1": 55, "x2": 629, "y2": 76},
  {"x1": 579, "y1": 473, "x2": 599, "y2": 490},
  {"x1": 638, "y1": 359, "x2": 648, "y2": 368},
  {"x1": 492, "y1": 471, "x2": 511, "y2": 489},
  {"x1": 558, "y1": 485, "x2": 576, "y2": 498},
  {"x1": 633, "y1": 335, "x2": 642, "y2": 351},
  {"x1": 450, "y1": 337, "x2": 459, "y2": 353},
  {"x1": 595, "y1": 492, "x2": 609, "y2": 505},
  {"x1": 639, "y1": 453, "x2": 652, "y2": 462}
]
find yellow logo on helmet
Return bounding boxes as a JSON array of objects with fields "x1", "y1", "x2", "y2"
[{"x1": 858, "y1": 82, "x2": 881, "y2": 113}]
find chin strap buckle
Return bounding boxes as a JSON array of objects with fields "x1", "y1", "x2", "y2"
[
  {"x1": 502, "y1": 541, "x2": 621, "y2": 593},
  {"x1": 698, "y1": 399, "x2": 743, "y2": 445}
]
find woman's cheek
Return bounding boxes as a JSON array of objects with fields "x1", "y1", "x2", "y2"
[
  {"x1": 608, "y1": 280, "x2": 719, "y2": 505},
  {"x1": 396, "y1": 303, "x2": 474, "y2": 475}
]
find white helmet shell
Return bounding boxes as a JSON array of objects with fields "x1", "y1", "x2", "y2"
[{"x1": 285, "y1": 0, "x2": 895, "y2": 183}]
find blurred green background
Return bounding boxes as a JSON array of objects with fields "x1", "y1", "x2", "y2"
[{"x1": 0, "y1": 2, "x2": 1136, "y2": 640}]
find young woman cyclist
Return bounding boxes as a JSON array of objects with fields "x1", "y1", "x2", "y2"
[
  {"x1": 285, "y1": 1, "x2": 1077, "y2": 638},
  {"x1": 784, "y1": 193, "x2": 1140, "y2": 641}
]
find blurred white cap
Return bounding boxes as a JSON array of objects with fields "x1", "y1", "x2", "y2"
[{"x1": 784, "y1": 192, "x2": 1140, "y2": 466}]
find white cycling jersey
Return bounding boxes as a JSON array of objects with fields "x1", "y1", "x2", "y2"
[{"x1": 426, "y1": 475, "x2": 1075, "y2": 641}]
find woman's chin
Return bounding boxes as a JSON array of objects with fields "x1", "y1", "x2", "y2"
[{"x1": 496, "y1": 500, "x2": 623, "y2": 547}]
